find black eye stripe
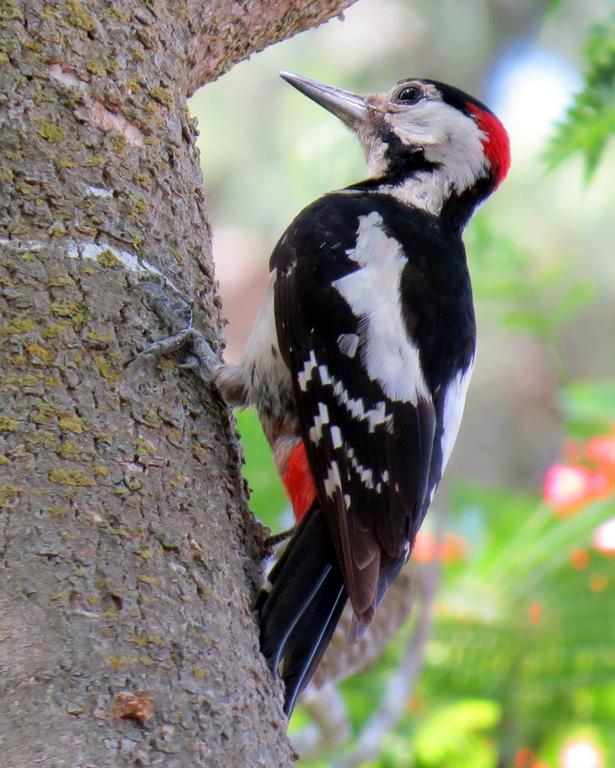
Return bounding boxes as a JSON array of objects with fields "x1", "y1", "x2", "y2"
[{"x1": 393, "y1": 85, "x2": 422, "y2": 105}]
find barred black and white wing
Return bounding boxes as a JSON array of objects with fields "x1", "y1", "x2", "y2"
[
  {"x1": 273, "y1": 198, "x2": 436, "y2": 631},
  {"x1": 258, "y1": 191, "x2": 475, "y2": 714}
]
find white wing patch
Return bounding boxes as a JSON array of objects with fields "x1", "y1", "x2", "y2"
[
  {"x1": 346, "y1": 445, "x2": 377, "y2": 491},
  {"x1": 332, "y1": 381, "x2": 390, "y2": 432},
  {"x1": 297, "y1": 354, "x2": 391, "y2": 432},
  {"x1": 330, "y1": 425, "x2": 343, "y2": 449},
  {"x1": 332, "y1": 213, "x2": 429, "y2": 404},
  {"x1": 309, "y1": 402, "x2": 330, "y2": 443},
  {"x1": 298, "y1": 350, "x2": 318, "y2": 391},
  {"x1": 318, "y1": 364, "x2": 333, "y2": 385},
  {"x1": 324, "y1": 461, "x2": 342, "y2": 499},
  {"x1": 440, "y1": 363, "x2": 473, "y2": 472},
  {"x1": 337, "y1": 333, "x2": 359, "y2": 358}
]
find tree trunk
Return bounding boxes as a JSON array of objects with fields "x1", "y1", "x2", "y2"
[{"x1": 0, "y1": 1, "x2": 354, "y2": 765}]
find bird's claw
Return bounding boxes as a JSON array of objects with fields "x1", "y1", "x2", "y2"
[
  {"x1": 127, "y1": 327, "x2": 221, "y2": 386},
  {"x1": 263, "y1": 526, "x2": 296, "y2": 552}
]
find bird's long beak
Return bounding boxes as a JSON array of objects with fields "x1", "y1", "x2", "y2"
[{"x1": 280, "y1": 71, "x2": 368, "y2": 127}]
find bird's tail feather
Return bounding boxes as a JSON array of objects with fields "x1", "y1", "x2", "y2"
[{"x1": 258, "y1": 506, "x2": 347, "y2": 716}]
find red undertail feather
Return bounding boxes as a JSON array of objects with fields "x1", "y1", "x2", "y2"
[
  {"x1": 283, "y1": 441, "x2": 317, "y2": 522},
  {"x1": 467, "y1": 103, "x2": 511, "y2": 187}
]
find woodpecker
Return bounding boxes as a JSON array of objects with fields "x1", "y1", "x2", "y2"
[{"x1": 214, "y1": 72, "x2": 510, "y2": 716}]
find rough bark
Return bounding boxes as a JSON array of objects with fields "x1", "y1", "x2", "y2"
[
  {"x1": 0, "y1": 1, "x2": 354, "y2": 766},
  {"x1": 185, "y1": 0, "x2": 354, "y2": 95}
]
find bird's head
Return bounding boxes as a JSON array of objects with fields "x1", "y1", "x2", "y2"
[{"x1": 281, "y1": 72, "x2": 510, "y2": 229}]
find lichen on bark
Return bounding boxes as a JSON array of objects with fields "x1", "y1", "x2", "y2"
[{"x1": 0, "y1": 1, "x2": 355, "y2": 765}]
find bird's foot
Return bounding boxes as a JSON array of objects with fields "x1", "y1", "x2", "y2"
[
  {"x1": 128, "y1": 327, "x2": 222, "y2": 387},
  {"x1": 263, "y1": 526, "x2": 296, "y2": 553},
  {"x1": 127, "y1": 281, "x2": 222, "y2": 384}
]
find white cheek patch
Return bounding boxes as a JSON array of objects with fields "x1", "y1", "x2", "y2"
[
  {"x1": 379, "y1": 101, "x2": 489, "y2": 215},
  {"x1": 332, "y1": 213, "x2": 429, "y2": 405},
  {"x1": 389, "y1": 101, "x2": 487, "y2": 176},
  {"x1": 440, "y1": 363, "x2": 473, "y2": 471},
  {"x1": 387, "y1": 100, "x2": 449, "y2": 147}
]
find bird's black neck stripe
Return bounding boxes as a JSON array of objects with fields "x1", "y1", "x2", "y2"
[
  {"x1": 346, "y1": 125, "x2": 496, "y2": 235},
  {"x1": 353, "y1": 129, "x2": 440, "y2": 189},
  {"x1": 440, "y1": 175, "x2": 496, "y2": 233}
]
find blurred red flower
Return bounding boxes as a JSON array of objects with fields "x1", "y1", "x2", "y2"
[
  {"x1": 439, "y1": 532, "x2": 470, "y2": 564},
  {"x1": 413, "y1": 531, "x2": 469, "y2": 564},
  {"x1": 514, "y1": 749, "x2": 549, "y2": 768},
  {"x1": 585, "y1": 434, "x2": 615, "y2": 474},
  {"x1": 569, "y1": 548, "x2": 590, "y2": 570},
  {"x1": 515, "y1": 748, "x2": 535, "y2": 768},
  {"x1": 528, "y1": 602, "x2": 542, "y2": 625},
  {"x1": 413, "y1": 530, "x2": 437, "y2": 563}
]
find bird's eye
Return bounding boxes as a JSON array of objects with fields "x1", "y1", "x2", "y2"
[{"x1": 394, "y1": 85, "x2": 422, "y2": 105}]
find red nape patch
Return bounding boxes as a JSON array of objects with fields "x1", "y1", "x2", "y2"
[
  {"x1": 283, "y1": 441, "x2": 317, "y2": 522},
  {"x1": 467, "y1": 103, "x2": 510, "y2": 187}
]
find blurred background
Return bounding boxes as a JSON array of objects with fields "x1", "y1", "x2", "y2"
[{"x1": 189, "y1": 1, "x2": 615, "y2": 765}]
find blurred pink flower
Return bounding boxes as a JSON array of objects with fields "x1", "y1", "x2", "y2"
[
  {"x1": 543, "y1": 464, "x2": 609, "y2": 515},
  {"x1": 560, "y1": 739, "x2": 603, "y2": 768},
  {"x1": 413, "y1": 531, "x2": 436, "y2": 563},
  {"x1": 592, "y1": 517, "x2": 615, "y2": 555}
]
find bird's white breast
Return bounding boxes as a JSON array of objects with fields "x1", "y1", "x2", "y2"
[
  {"x1": 439, "y1": 363, "x2": 473, "y2": 472},
  {"x1": 231, "y1": 268, "x2": 293, "y2": 409}
]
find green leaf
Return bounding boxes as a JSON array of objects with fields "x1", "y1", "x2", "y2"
[{"x1": 546, "y1": 14, "x2": 615, "y2": 177}]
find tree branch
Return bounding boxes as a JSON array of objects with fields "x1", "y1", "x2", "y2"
[
  {"x1": 333, "y1": 561, "x2": 440, "y2": 768},
  {"x1": 292, "y1": 506, "x2": 447, "y2": 764},
  {"x1": 309, "y1": 564, "x2": 419, "y2": 691},
  {"x1": 292, "y1": 684, "x2": 351, "y2": 760},
  {"x1": 185, "y1": 0, "x2": 357, "y2": 95}
]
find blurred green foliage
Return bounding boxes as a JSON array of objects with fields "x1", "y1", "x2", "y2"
[
  {"x1": 467, "y1": 217, "x2": 594, "y2": 348},
  {"x1": 236, "y1": 410, "x2": 287, "y2": 529},
  {"x1": 559, "y1": 381, "x2": 615, "y2": 438},
  {"x1": 547, "y1": 12, "x2": 615, "y2": 176}
]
